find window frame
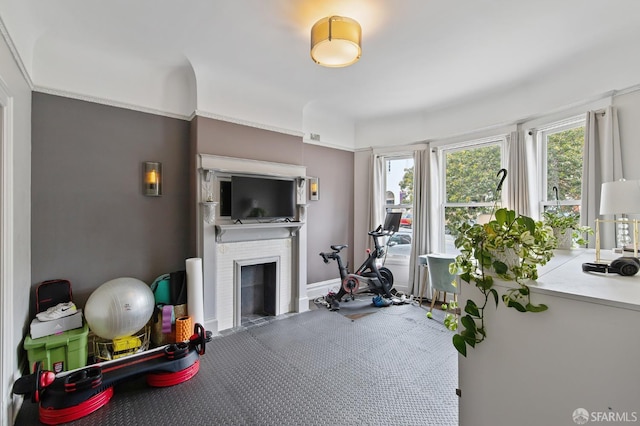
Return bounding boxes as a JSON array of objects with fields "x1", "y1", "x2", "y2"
[
  {"x1": 438, "y1": 136, "x2": 508, "y2": 253},
  {"x1": 536, "y1": 116, "x2": 585, "y2": 215},
  {"x1": 383, "y1": 155, "x2": 414, "y2": 215}
]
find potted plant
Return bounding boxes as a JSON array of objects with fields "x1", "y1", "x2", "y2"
[
  {"x1": 448, "y1": 169, "x2": 557, "y2": 356},
  {"x1": 542, "y1": 210, "x2": 591, "y2": 249},
  {"x1": 542, "y1": 187, "x2": 592, "y2": 249}
]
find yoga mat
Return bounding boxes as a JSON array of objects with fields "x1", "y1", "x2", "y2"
[
  {"x1": 175, "y1": 316, "x2": 193, "y2": 342},
  {"x1": 186, "y1": 257, "x2": 205, "y2": 327}
]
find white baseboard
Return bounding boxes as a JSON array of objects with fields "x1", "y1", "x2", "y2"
[
  {"x1": 9, "y1": 366, "x2": 24, "y2": 425},
  {"x1": 203, "y1": 318, "x2": 219, "y2": 336},
  {"x1": 297, "y1": 296, "x2": 309, "y2": 313}
]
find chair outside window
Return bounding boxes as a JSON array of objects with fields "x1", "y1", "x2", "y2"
[{"x1": 426, "y1": 253, "x2": 459, "y2": 314}]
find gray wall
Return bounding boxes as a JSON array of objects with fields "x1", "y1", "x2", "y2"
[
  {"x1": 31, "y1": 93, "x2": 191, "y2": 311},
  {"x1": 193, "y1": 116, "x2": 354, "y2": 283},
  {"x1": 31, "y1": 97, "x2": 354, "y2": 319},
  {"x1": 304, "y1": 144, "x2": 354, "y2": 283}
]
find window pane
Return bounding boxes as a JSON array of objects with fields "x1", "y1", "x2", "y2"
[
  {"x1": 385, "y1": 158, "x2": 414, "y2": 206},
  {"x1": 546, "y1": 127, "x2": 584, "y2": 201},
  {"x1": 383, "y1": 158, "x2": 414, "y2": 292},
  {"x1": 444, "y1": 205, "x2": 495, "y2": 254},
  {"x1": 446, "y1": 145, "x2": 501, "y2": 203}
]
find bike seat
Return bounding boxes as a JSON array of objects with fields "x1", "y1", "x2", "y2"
[{"x1": 331, "y1": 245, "x2": 348, "y2": 252}]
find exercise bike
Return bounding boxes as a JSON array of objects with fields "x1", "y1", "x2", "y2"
[{"x1": 320, "y1": 213, "x2": 402, "y2": 304}]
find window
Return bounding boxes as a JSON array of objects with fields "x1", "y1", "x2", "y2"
[
  {"x1": 538, "y1": 118, "x2": 585, "y2": 216},
  {"x1": 440, "y1": 138, "x2": 506, "y2": 254},
  {"x1": 382, "y1": 156, "x2": 414, "y2": 289}
]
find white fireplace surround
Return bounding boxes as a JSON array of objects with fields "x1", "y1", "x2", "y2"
[{"x1": 196, "y1": 154, "x2": 309, "y2": 333}]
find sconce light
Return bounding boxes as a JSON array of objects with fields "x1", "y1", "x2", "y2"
[
  {"x1": 309, "y1": 177, "x2": 319, "y2": 201},
  {"x1": 200, "y1": 169, "x2": 217, "y2": 224},
  {"x1": 143, "y1": 161, "x2": 162, "y2": 196}
]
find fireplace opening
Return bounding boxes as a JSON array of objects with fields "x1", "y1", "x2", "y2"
[{"x1": 240, "y1": 262, "x2": 277, "y2": 326}]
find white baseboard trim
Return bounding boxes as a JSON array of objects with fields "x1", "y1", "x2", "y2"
[
  {"x1": 297, "y1": 296, "x2": 309, "y2": 313},
  {"x1": 10, "y1": 366, "x2": 24, "y2": 425},
  {"x1": 306, "y1": 279, "x2": 342, "y2": 299},
  {"x1": 203, "y1": 318, "x2": 219, "y2": 336}
]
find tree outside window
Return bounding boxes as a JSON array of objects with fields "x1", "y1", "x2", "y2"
[
  {"x1": 542, "y1": 124, "x2": 585, "y2": 215},
  {"x1": 443, "y1": 141, "x2": 505, "y2": 253}
]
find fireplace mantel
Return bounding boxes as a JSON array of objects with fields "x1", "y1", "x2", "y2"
[
  {"x1": 214, "y1": 222, "x2": 303, "y2": 243},
  {"x1": 195, "y1": 154, "x2": 309, "y2": 333}
]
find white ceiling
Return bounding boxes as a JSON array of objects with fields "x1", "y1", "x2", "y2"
[{"x1": 2, "y1": 0, "x2": 640, "y2": 149}]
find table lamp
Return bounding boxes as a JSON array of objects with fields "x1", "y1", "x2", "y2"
[{"x1": 599, "y1": 179, "x2": 640, "y2": 250}]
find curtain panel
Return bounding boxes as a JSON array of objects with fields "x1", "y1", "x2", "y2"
[
  {"x1": 581, "y1": 106, "x2": 623, "y2": 249},
  {"x1": 506, "y1": 130, "x2": 531, "y2": 216},
  {"x1": 408, "y1": 149, "x2": 430, "y2": 295}
]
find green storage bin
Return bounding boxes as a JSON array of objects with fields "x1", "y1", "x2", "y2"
[{"x1": 24, "y1": 322, "x2": 89, "y2": 373}]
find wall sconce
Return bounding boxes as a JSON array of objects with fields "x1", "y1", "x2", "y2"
[
  {"x1": 200, "y1": 169, "x2": 217, "y2": 224},
  {"x1": 143, "y1": 161, "x2": 162, "y2": 196},
  {"x1": 309, "y1": 177, "x2": 319, "y2": 201}
]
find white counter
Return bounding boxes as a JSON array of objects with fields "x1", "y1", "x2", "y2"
[
  {"x1": 457, "y1": 249, "x2": 640, "y2": 426},
  {"x1": 523, "y1": 249, "x2": 640, "y2": 311}
]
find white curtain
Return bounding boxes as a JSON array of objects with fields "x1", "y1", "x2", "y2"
[
  {"x1": 581, "y1": 106, "x2": 623, "y2": 248},
  {"x1": 369, "y1": 153, "x2": 385, "y2": 248},
  {"x1": 408, "y1": 149, "x2": 430, "y2": 295},
  {"x1": 506, "y1": 130, "x2": 531, "y2": 216},
  {"x1": 524, "y1": 130, "x2": 540, "y2": 219}
]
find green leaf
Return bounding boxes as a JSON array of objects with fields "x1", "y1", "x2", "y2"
[
  {"x1": 492, "y1": 260, "x2": 508, "y2": 275},
  {"x1": 465, "y1": 299, "x2": 480, "y2": 317},
  {"x1": 507, "y1": 300, "x2": 527, "y2": 312},
  {"x1": 461, "y1": 331, "x2": 477, "y2": 347},
  {"x1": 461, "y1": 315, "x2": 476, "y2": 332},
  {"x1": 520, "y1": 216, "x2": 536, "y2": 234},
  {"x1": 525, "y1": 303, "x2": 549, "y2": 312},
  {"x1": 453, "y1": 334, "x2": 467, "y2": 357},
  {"x1": 518, "y1": 286, "x2": 530, "y2": 295},
  {"x1": 476, "y1": 277, "x2": 490, "y2": 291},
  {"x1": 489, "y1": 289, "x2": 499, "y2": 307}
]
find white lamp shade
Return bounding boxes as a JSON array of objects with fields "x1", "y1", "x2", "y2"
[{"x1": 600, "y1": 179, "x2": 640, "y2": 215}]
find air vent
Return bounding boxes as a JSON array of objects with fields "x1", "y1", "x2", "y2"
[{"x1": 310, "y1": 133, "x2": 321, "y2": 141}]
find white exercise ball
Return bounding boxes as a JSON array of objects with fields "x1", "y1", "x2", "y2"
[{"x1": 85, "y1": 277, "x2": 155, "y2": 340}]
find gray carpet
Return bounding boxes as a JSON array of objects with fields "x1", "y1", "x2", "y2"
[{"x1": 14, "y1": 301, "x2": 458, "y2": 425}]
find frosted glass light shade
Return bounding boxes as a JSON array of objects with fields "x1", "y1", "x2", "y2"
[
  {"x1": 311, "y1": 16, "x2": 361, "y2": 67},
  {"x1": 143, "y1": 161, "x2": 162, "y2": 196}
]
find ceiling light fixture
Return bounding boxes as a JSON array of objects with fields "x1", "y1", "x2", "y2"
[{"x1": 310, "y1": 16, "x2": 361, "y2": 67}]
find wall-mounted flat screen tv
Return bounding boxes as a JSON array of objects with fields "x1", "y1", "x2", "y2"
[{"x1": 231, "y1": 176, "x2": 296, "y2": 220}]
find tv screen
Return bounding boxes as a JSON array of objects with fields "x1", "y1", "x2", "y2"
[{"x1": 231, "y1": 176, "x2": 296, "y2": 220}]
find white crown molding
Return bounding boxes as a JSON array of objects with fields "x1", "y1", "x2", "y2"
[
  {"x1": 614, "y1": 83, "x2": 640, "y2": 97},
  {"x1": 194, "y1": 109, "x2": 303, "y2": 138},
  {"x1": 33, "y1": 85, "x2": 192, "y2": 121},
  {"x1": 32, "y1": 87, "x2": 319, "y2": 143},
  {"x1": 302, "y1": 136, "x2": 355, "y2": 153},
  {"x1": 0, "y1": 15, "x2": 34, "y2": 89}
]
